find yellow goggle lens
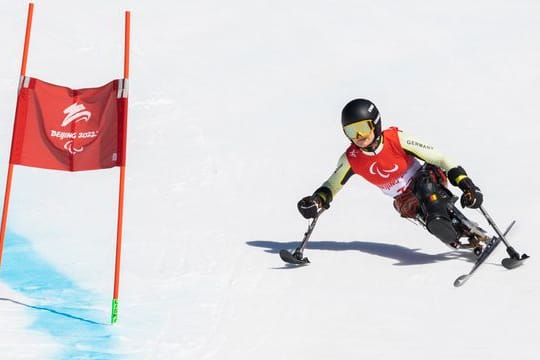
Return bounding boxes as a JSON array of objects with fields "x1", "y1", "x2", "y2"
[{"x1": 343, "y1": 120, "x2": 374, "y2": 139}]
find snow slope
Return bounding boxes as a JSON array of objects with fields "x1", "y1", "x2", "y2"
[{"x1": 1, "y1": 0, "x2": 539, "y2": 359}]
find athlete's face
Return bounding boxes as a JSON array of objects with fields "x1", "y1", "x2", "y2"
[{"x1": 352, "y1": 130, "x2": 375, "y2": 148}]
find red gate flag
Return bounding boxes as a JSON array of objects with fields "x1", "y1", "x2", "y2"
[
  {"x1": 0, "y1": 4, "x2": 131, "y2": 324},
  {"x1": 10, "y1": 76, "x2": 128, "y2": 171}
]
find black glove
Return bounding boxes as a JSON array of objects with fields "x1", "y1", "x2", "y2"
[
  {"x1": 458, "y1": 177, "x2": 483, "y2": 209},
  {"x1": 297, "y1": 187, "x2": 333, "y2": 219},
  {"x1": 297, "y1": 195, "x2": 321, "y2": 219}
]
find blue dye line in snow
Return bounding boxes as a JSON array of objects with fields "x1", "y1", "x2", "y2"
[{"x1": 1, "y1": 232, "x2": 122, "y2": 360}]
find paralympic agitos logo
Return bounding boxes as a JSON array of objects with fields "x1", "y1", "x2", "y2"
[
  {"x1": 48, "y1": 102, "x2": 99, "y2": 155},
  {"x1": 369, "y1": 161, "x2": 399, "y2": 179}
]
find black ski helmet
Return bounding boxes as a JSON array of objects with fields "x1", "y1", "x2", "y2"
[{"x1": 341, "y1": 98, "x2": 382, "y2": 139}]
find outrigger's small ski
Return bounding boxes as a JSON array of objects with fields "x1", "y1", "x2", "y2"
[
  {"x1": 501, "y1": 255, "x2": 528, "y2": 270},
  {"x1": 279, "y1": 209, "x2": 325, "y2": 266},
  {"x1": 279, "y1": 249, "x2": 310, "y2": 265},
  {"x1": 481, "y1": 206, "x2": 529, "y2": 271}
]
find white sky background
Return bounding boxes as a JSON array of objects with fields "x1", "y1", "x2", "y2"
[{"x1": 0, "y1": 0, "x2": 539, "y2": 359}]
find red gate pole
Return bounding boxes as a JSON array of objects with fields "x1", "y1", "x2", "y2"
[
  {"x1": 0, "y1": 2, "x2": 35, "y2": 268},
  {"x1": 111, "y1": 10, "x2": 130, "y2": 324}
]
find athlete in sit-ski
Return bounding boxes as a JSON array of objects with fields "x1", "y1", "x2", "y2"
[{"x1": 298, "y1": 98, "x2": 487, "y2": 253}]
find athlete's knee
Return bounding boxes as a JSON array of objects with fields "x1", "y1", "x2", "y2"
[{"x1": 426, "y1": 215, "x2": 460, "y2": 244}]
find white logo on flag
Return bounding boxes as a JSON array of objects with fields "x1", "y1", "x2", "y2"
[
  {"x1": 63, "y1": 140, "x2": 84, "y2": 154},
  {"x1": 62, "y1": 103, "x2": 92, "y2": 127},
  {"x1": 48, "y1": 102, "x2": 98, "y2": 154}
]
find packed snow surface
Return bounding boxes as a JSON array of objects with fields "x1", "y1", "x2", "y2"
[{"x1": 1, "y1": 1, "x2": 539, "y2": 359}]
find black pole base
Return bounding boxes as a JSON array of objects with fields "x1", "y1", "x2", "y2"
[
  {"x1": 279, "y1": 249, "x2": 310, "y2": 265},
  {"x1": 501, "y1": 253, "x2": 529, "y2": 270}
]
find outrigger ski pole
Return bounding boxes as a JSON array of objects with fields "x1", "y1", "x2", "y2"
[
  {"x1": 279, "y1": 209, "x2": 325, "y2": 264},
  {"x1": 479, "y1": 205, "x2": 529, "y2": 266}
]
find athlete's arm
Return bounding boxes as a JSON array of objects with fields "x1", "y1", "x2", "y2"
[
  {"x1": 313, "y1": 152, "x2": 354, "y2": 205},
  {"x1": 398, "y1": 130, "x2": 477, "y2": 187},
  {"x1": 398, "y1": 131, "x2": 459, "y2": 171}
]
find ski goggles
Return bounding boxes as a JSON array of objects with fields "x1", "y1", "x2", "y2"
[{"x1": 343, "y1": 119, "x2": 374, "y2": 140}]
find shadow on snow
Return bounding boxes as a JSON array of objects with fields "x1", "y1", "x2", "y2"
[{"x1": 247, "y1": 239, "x2": 476, "y2": 266}]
